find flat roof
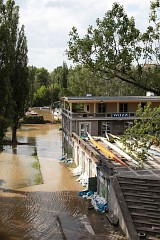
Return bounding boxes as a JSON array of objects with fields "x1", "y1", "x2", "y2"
[{"x1": 62, "y1": 96, "x2": 160, "y2": 102}]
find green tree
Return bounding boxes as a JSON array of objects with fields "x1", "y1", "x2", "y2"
[
  {"x1": 11, "y1": 25, "x2": 29, "y2": 143},
  {"x1": 122, "y1": 102, "x2": 160, "y2": 167},
  {"x1": 67, "y1": 65, "x2": 144, "y2": 96},
  {"x1": 50, "y1": 62, "x2": 69, "y2": 100},
  {"x1": 67, "y1": 1, "x2": 160, "y2": 95},
  {"x1": 62, "y1": 61, "x2": 68, "y2": 89},
  {"x1": 28, "y1": 66, "x2": 37, "y2": 107},
  {"x1": 33, "y1": 85, "x2": 50, "y2": 107},
  {"x1": 0, "y1": 0, "x2": 29, "y2": 143},
  {"x1": 28, "y1": 67, "x2": 52, "y2": 107},
  {"x1": 35, "y1": 67, "x2": 50, "y2": 88},
  {"x1": 0, "y1": 0, "x2": 12, "y2": 142},
  {"x1": 67, "y1": 65, "x2": 107, "y2": 96}
]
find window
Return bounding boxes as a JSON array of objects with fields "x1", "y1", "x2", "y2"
[
  {"x1": 120, "y1": 103, "x2": 128, "y2": 112},
  {"x1": 79, "y1": 122, "x2": 91, "y2": 137},
  {"x1": 98, "y1": 103, "x2": 106, "y2": 113},
  {"x1": 87, "y1": 105, "x2": 90, "y2": 112},
  {"x1": 102, "y1": 122, "x2": 110, "y2": 135}
]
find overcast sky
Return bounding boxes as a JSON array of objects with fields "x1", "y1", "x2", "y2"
[{"x1": 14, "y1": 0, "x2": 151, "y2": 72}]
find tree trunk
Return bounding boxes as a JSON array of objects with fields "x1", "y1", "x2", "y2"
[
  {"x1": 12, "y1": 115, "x2": 19, "y2": 143},
  {"x1": 12, "y1": 125, "x2": 17, "y2": 143}
]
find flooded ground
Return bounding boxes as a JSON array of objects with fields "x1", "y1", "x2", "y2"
[{"x1": 0, "y1": 109, "x2": 127, "y2": 240}]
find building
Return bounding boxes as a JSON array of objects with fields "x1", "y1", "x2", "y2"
[
  {"x1": 61, "y1": 95, "x2": 160, "y2": 240},
  {"x1": 61, "y1": 95, "x2": 160, "y2": 155}
]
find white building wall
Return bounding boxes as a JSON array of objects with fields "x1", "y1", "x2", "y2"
[{"x1": 72, "y1": 141, "x2": 97, "y2": 178}]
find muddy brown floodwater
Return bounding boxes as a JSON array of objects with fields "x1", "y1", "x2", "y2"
[{"x1": 0, "y1": 109, "x2": 127, "y2": 240}]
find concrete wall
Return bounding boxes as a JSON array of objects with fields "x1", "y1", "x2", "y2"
[
  {"x1": 109, "y1": 177, "x2": 138, "y2": 240},
  {"x1": 72, "y1": 120, "x2": 76, "y2": 133},
  {"x1": 91, "y1": 121, "x2": 99, "y2": 136},
  {"x1": 71, "y1": 120, "x2": 99, "y2": 136},
  {"x1": 72, "y1": 139, "x2": 97, "y2": 178},
  {"x1": 111, "y1": 121, "x2": 125, "y2": 135}
]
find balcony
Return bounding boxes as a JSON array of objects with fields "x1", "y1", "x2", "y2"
[{"x1": 62, "y1": 108, "x2": 137, "y2": 120}]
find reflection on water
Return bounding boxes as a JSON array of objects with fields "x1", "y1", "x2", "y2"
[
  {"x1": 1, "y1": 122, "x2": 64, "y2": 190},
  {"x1": 0, "y1": 144, "x2": 37, "y2": 189},
  {"x1": 0, "y1": 110, "x2": 126, "y2": 240},
  {"x1": 0, "y1": 110, "x2": 90, "y2": 239}
]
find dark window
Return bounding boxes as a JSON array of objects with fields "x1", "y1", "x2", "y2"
[
  {"x1": 87, "y1": 105, "x2": 89, "y2": 111},
  {"x1": 98, "y1": 103, "x2": 106, "y2": 113},
  {"x1": 120, "y1": 103, "x2": 128, "y2": 112}
]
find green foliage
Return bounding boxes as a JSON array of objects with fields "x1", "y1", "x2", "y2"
[
  {"x1": 0, "y1": 116, "x2": 10, "y2": 143},
  {"x1": 33, "y1": 85, "x2": 51, "y2": 106},
  {"x1": 28, "y1": 66, "x2": 53, "y2": 107},
  {"x1": 66, "y1": 161, "x2": 76, "y2": 168},
  {"x1": 62, "y1": 61, "x2": 68, "y2": 89},
  {"x1": 11, "y1": 25, "x2": 29, "y2": 116},
  {"x1": 0, "y1": 0, "x2": 29, "y2": 143},
  {"x1": 31, "y1": 147, "x2": 43, "y2": 185},
  {"x1": 35, "y1": 67, "x2": 50, "y2": 88},
  {"x1": 22, "y1": 115, "x2": 45, "y2": 124},
  {"x1": 122, "y1": 102, "x2": 160, "y2": 167},
  {"x1": 0, "y1": 0, "x2": 29, "y2": 142},
  {"x1": 68, "y1": 65, "x2": 108, "y2": 96},
  {"x1": 0, "y1": 0, "x2": 14, "y2": 141},
  {"x1": 67, "y1": 65, "x2": 144, "y2": 96},
  {"x1": 50, "y1": 61, "x2": 69, "y2": 100},
  {"x1": 28, "y1": 66, "x2": 37, "y2": 107},
  {"x1": 67, "y1": 1, "x2": 160, "y2": 95},
  {"x1": 34, "y1": 174, "x2": 43, "y2": 185}
]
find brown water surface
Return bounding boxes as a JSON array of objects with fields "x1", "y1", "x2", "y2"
[{"x1": 0, "y1": 109, "x2": 127, "y2": 240}]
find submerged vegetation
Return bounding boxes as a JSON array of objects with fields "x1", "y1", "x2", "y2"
[{"x1": 32, "y1": 147, "x2": 43, "y2": 185}]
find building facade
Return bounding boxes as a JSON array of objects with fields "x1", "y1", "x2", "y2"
[
  {"x1": 61, "y1": 95, "x2": 160, "y2": 239},
  {"x1": 62, "y1": 95, "x2": 160, "y2": 155}
]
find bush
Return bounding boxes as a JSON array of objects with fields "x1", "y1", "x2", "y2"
[{"x1": 22, "y1": 115, "x2": 45, "y2": 124}]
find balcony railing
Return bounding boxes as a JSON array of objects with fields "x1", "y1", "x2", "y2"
[{"x1": 62, "y1": 108, "x2": 137, "y2": 119}]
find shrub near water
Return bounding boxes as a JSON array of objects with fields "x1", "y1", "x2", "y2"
[{"x1": 22, "y1": 115, "x2": 45, "y2": 124}]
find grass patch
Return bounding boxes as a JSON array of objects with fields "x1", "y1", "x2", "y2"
[
  {"x1": 32, "y1": 147, "x2": 43, "y2": 185},
  {"x1": 32, "y1": 161, "x2": 40, "y2": 169},
  {"x1": 34, "y1": 173, "x2": 43, "y2": 185}
]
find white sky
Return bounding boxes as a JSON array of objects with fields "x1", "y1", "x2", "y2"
[{"x1": 14, "y1": 0, "x2": 151, "y2": 72}]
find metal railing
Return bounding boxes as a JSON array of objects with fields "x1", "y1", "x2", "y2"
[{"x1": 62, "y1": 108, "x2": 136, "y2": 119}]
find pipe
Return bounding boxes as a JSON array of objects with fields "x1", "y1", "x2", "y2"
[{"x1": 87, "y1": 133, "x2": 128, "y2": 168}]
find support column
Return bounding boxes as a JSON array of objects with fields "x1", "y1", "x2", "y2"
[
  {"x1": 116, "y1": 102, "x2": 119, "y2": 112},
  {"x1": 94, "y1": 102, "x2": 96, "y2": 114},
  {"x1": 69, "y1": 102, "x2": 72, "y2": 112}
]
